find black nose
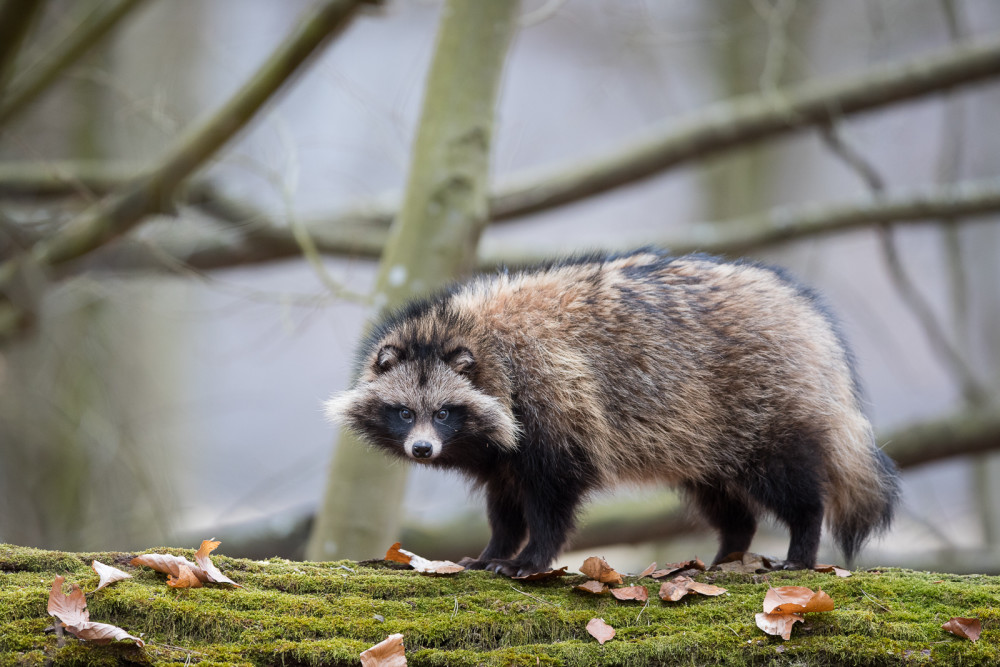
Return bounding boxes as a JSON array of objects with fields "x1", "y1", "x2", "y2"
[{"x1": 411, "y1": 441, "x2": 433, "y2": 458}]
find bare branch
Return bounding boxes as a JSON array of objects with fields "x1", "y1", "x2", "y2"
[
  {"x1": 819, "y1": 125, "x2": 988, "y2": 405},
  {"x1": 487, "y1": 35, "x2": 1000, "y2": 220},
  {"x1": 17, "y1": 0, "x2": 367, "y2": 272},
  {"x1": 0, "y1": 0, "x2": 149, "y2": 126},
  {"x1": 50, "y1": 177, "x2": 1000, "y2": 275},
  {"x1": 7, "y1": 37, "x2": 1000, "y2": 225},
  {"x1": 0, "y1": 0, "x2": 45, "y2": 97}
]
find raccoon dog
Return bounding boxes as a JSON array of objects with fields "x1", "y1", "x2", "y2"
[{"x1": 327, "y1": 249, "x2": 899, "y2": 577}]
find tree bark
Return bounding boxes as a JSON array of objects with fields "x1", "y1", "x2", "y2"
[{"x1": 305, "y1": 0, "x2": 521, "y2": 562}]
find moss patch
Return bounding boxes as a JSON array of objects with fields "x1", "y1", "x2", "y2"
[{"x1": 2, "y1": 544, "x2": 998, "y2": 666}]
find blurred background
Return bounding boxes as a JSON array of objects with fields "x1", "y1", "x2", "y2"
[{"x1": 1, "y1": 0, "x2": 999, "y2": 574}]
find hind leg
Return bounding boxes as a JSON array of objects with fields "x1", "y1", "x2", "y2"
[
  {"x1": 744, "y1": 450, "x2": 827, "y2": 570},
  {"x1": 686, "y1": 481, "x2": 758, "y2": 565}
]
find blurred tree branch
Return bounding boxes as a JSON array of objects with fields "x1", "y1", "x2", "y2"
[
  {"x1": 0, "y1": 0, "x2": 149, "y2": 126},
  {"x1": 0, "y1": 0, "x2": 45, "y2": 99},
  {"x1": 5, "y1": 36, "x2": 1000, "y2": 220},
  {"x1": 486, "y1": 35, "x2": 1000, "y2": 220},
  {"x1": 819, "y1": 124, "x2": 989, "y2": 405},
  {"x1": 0, "y1": 0, "x2": 369, "y2": 336},
  {"x1": 54, "y1": 177, "x2": 1000, "y2": 274}
]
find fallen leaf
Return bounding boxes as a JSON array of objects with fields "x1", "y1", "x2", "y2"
[
  {"x1": 512, "y1": 566, "x2": 569, "y2": 581},
  {"x1": 47, "y1": 577, "x2": 144, "y2": 647},
  {"x1": 638, "y1": 562, "x2": 657, "y2": 578},
  {"x1": 193, "y1": 539, "x2": 243, "y2": 587},
  {"x1": 686, "y1": 581, "x2": 727, "y2": 597},
  {"x1": 657, "y1": 575, "x2": 727, "y2": 601},
  {"x1": 166, "y1": 562, "x2": 203, "y2": 589},
  {"x1": 360, "y1": 633, "x2": 406, "y2": 666},
  {"x1": 763, "y1": 586, "x2": 834, "y2": 614},
  {"x1": 580, "y1": 557, "x2": 623, "y2": 584},
  {"x1": 755, "y1": 611, "x2": 804, "y2": 640},
  {"x1": 814, "y1": 563, "x2": 852, "y2": 578},
  {"x1": 611, "y1": 585, "x2": 649, "y2": 602},
  {"x1": 651, "y1": 557, "x2": 707, "y2": 578},
  {"x1": 92, "y1": 560, "x2": 132, "y2": 591},
  {"x1": 714, "y1": 552, "x2": 773, "y2": 574},
  {"x1": 383, "y1": 543, "x2": 463, "y2": 575},
  {"x1": 942, "y1": 617, "x2": 981, "y2": 642},
  {"x1": 130, "y1": 553, "x2": 209, "y2": 582},
  {"x1": 385, "y1": 542, "x2": 411, "y2": 565},
  {"x1": 575, "y1": 580, "x2": 609, "y2": 594},
  {"x1": 586, "y1": 618, "x2": 615, "y2": 644},
  {"x1": 47, "y1": 576, "x2": 87, "y2": 627},
  {"x1": 658, "y1": 576, "x2": 692, "y2": 602}
]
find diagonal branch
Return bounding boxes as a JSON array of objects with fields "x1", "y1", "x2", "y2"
[
  {"x1": 65, "y1": 177, "x2": 1000, "y2": 274},
  {"x1": 819, "y1": 124, "x2": 988, "y2": 405},
  {"x1": 16, "y1": 0, "x2": 367, "y2": 273},
  {"x1": 6, "y1": 37, "x2": 1000, "y2": 225},
  {"x1": 0, "y1": 0, "x2": 149, "y2": 126},
  {"x1": 0, "y1": 0, "x2": 45, "y2": 98},
  {"x1": 487, "y1": 35, "x2": 1000, "y2": 219}
]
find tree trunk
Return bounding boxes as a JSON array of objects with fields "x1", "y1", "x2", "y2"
[{"x1": 306, "y1": 0, "x2": 520, "y2": 562}]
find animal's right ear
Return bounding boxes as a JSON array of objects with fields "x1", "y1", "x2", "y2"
[{"x1": 374, "y1": 345, "x2": 403, "y2": 373}]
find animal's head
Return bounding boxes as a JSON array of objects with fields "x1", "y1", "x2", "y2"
[{"x1": 326, "y1": 331, "x2": 519, "y2": 467}]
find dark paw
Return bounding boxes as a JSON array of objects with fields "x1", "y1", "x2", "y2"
[
  {"x1": 781, "y1": 560, "x2": 813, "y2": 571},
  {"x1": 457, "y1": 557, "x2": 488, "y2": 570},
  {"x1": 460, "y1": 557, "x2": 546, "y2": 578}
]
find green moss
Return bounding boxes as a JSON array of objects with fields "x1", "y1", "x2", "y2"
[{"x1": 3, "y1": 543, "x2": 1000, "y2": 665}]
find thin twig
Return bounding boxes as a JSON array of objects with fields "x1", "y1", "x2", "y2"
[
  {"x1": 861, "y1": 589, "x2": 891, "y2": 613},
  {"x1": 635, "y1": 597, "x2": 650, "y2": 624},
  {"x1": 0, "y1": 0, "x2": 148, "y2": 125},
  {"x1": 818, "y1": 124, "x2": 987, "y2": 405},
  {"x1": 509, "y1": 585, "x2": 561, "y2": 608}
]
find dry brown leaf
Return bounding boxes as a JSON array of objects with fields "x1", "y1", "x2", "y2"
[
  {"x1": 942, "y1": 617, "x2": 981, "y2": 642},
  {"x1": 130, "y1": 553, "x2": 208, "y2": 582},
  {"x1": 763, "y1": 586, "x2": 834, "y2": 614},
  {"x1": 385, "y1": 542, "x2": 411, "y2": 565},
  {"x1": 611, "y1": 585, "x2": 649, "y2": 602},
  {"x1": 651, "y1": 557, "x2": 707, "y2": 578},
  {"x1": 638, "y1": 562, "x2": 657, "y2": 578},
  {"x1": 814, "y1": 563, "x2": 852, "y2": 578},
  {"x1": 686, "y1": 581, "x2": 727, "y2": 597},
  {"x1": 360, "y1": 633, "x2": 406, "y2": 666},
  {"x1": 166, "y1": 562, "x2": 203, "y2": 589},
  {"x1": 512, "y1": 566, "x2": 569, "y2": 581},
  {"x1": 657, "y1": 575, "x2": 726, "y2": 601},
  {"x1": 384, "y1": 543, "x2": 464, "y2": 575},
  {"x1": 193, "y1": 539, "x2": 242, "y2": 587},
  {"x1": 755, "y1": 612, "x2": 804, "y2": 640},
  {"x1": 575, "y1": 580, "x2": 609, "y2": 594},
  {"x1": 714, "y1": 552, "x2": 773, "y2": 574},
  {"x1": 47, "y1": 576, "x2": 144, "y2": 647},
  {"x1": 586, "y1": 617, "x2": 615, "y2": 644},
  {"x1": 658, "y1": 576, "x2": 692, "y2": 602},
  {"x1": 47, "y1": 576, "x2": 88, "y2": 627},
  {"x1": 64, "y1": 621, "x2": 146, "y2": 646},
  {"x1": 92, "y1": 560, "x2": 132, "y2": 591},
  {"x1": 580, "y1": 556, "x2": 623, "y2": 584}
]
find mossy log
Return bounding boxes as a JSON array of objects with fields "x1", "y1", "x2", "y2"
[{"x1": 2, "y1": 544, "x2": 999, "y2": 666}]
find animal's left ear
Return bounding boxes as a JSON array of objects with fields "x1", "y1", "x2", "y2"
[{"x1": 445, "y1": 347, "x2": 475, "y2": 375}]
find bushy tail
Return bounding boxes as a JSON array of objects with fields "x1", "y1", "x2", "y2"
[{"x1": 825, "y1": 418, "x2": 901, "y2": 564}]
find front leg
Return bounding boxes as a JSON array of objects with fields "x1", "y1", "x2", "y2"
[
  {"x1": 482, "y1": 474, "x2": 584, "y2": 577},
  {"x1": 458, "y1": 478, "x2": 527, "y2": 570}
]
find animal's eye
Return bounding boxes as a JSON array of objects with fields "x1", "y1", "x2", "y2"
[
  {"x1": 434, "y1": 409, "x2": 449, "y2": 422},
  {"x1": 399, "y1": 408, "x2": 413, "y2": 422}
]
